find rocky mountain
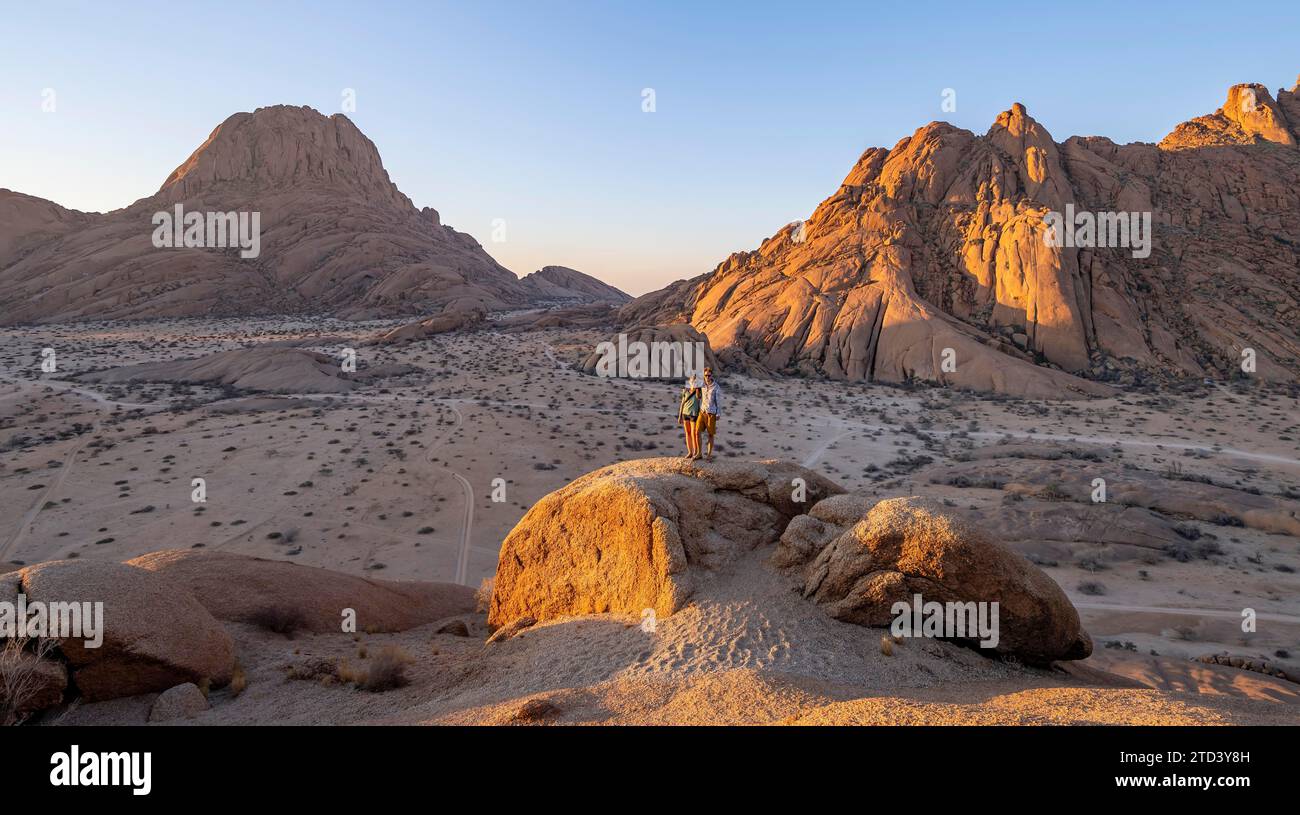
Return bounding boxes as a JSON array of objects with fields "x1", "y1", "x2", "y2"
[
  {"x1": 627, "y1": 77, "x2": 1300, "y2": 396},
  {"x1": 0, "y1": 105, "x2": 618, "y2": 324},
  {"x1": 519, "y1": 265, "x2": 630, "y2": 304}
]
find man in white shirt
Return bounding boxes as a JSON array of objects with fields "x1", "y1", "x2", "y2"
[{"x1": 695, "y1": 366, "x2": 722, "y2": 461}]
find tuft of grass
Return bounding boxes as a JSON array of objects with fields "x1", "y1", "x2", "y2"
[{"x1": 0, "y1": 637, "x2": 62, "y2": 726}]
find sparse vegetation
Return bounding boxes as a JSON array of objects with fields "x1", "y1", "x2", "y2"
[
  {"x1": 249, "y1": 605, "x2": 308, "y2": 638},
  {"x1": 0, "y1": 637, "x2": 61, "y2": 726},
  {"x1": 475, "y1": 577, "x2": 495, "y2": 613}
]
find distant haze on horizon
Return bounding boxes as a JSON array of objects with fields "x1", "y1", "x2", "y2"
[{"x1": 2, "y1": 0, "x2": 1298, "y2": 297}]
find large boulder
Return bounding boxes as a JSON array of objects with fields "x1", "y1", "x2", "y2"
[
  {"x1": 579, "y1": 324, "x2": 721, "y2": 379},
  {"x1": 127, "y1": 549, "x2": 476, "y2": 634},
  {"x1": 489, "y1": 458, "x2": 843, "y2": 629},
  {"x1": 18, "y1": 560, "x2": 235, "y2": 701},
  {"x1": 148, "y1": 682, "x2": 209, "y2": 723},
  {"x1": 78, "y1": 347, "x2": 361, "y2": 394},
  {"x1": 791, "y1": 497, "x2": 1091, "y2": 664},
  {"x1": 377, "y1": 307, "x2": 485, "y2": 344}
]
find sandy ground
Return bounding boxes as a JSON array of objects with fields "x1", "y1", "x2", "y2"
[{"x1": 3, "y1": 314, "x2": 1298, "y2": 725}]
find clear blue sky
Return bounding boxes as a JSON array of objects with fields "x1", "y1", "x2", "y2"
[{"x1": 2, "y1": 0, "x2": 1298, "y2": 295}]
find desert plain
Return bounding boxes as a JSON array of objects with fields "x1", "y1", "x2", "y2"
[{"x1": 2, "y1": 314, "x2": 1297, "y2": 725}]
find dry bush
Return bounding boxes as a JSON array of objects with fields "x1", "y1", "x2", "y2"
[
  {"x1": 325, "y1": 646, "x2": 414, "y2": 693},
  {"x1": 475, "y1": 577, "x2": 495, "y2": 613},
  {"x1": 0, "y1": 637, "x2": 61, "y2": 726},
  {"x1": 358, "y1": 646, "x2": 413, "y2": 692},
  {"x1": 286, "y1": 657, "x2": 339, "y2": 684},
  {"x1": 249, "y1": 605, "x2": 308, "y2": 638}
]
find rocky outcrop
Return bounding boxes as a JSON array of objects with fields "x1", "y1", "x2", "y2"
[
  {"x1": 1196, "y1": 652, "x2": 1299, "y2": 684},
  {"x1": 490, "y1": 459, "x2": 1091, "y2": 665},
  {"x1": 77, "y1": 346, "x2": 423, "y2": 392},
  {"x1": 17, "y1": 560, "x2": 235, "y2": 701},
  {"x1": 925, "y1": 458, "x2": 1300, "y2": 537},
  {"x1": 0, "y1": 106, "x2": 622, "y2": 325},
  {"x1": 786, "y1": 497, "x2": 1091, "y2": 664},
  {"x1": 519, "y1": 266, "x2": 631, "y2": 304},
  {"x1": 79, "y1": 347, "x2": 360, "y2": 393},
  {"x1": 127, "y1": 549, "x2": 476, "y2": 634},
  {"x1": 495, "y1": 303, "x2": 621, "y2": 333},
  {"x1": 627, "y1": 76, "x2": 1300, "y2": 394},
  {"x1": 378, "y1": 307, "x2": 486, "y2": 344},
  {"x1": 488, "y1": 458, "x2": 843, "y2": 629},
  {"x1": 579, "y1": 324, "x2": 722, "y2": 379}
]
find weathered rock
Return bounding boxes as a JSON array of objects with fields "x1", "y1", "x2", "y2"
[
  {"x1": 579, "y1": 324, "x2": 721, "y2": 379},
  {"x1": 489, "y1": 458, "x2": 843, "y2": 629},
  {"x1": 377, "y1": 307, "x2": 485, "y2": 344},
  {"x1": 625, "y1": 76, "x2": 1300, "y2": 393},
  {"x1": 127, "y1": 549, "x2": 475, "y2": 634},
  {"x1": 951, "y1": 500, "x2": 1186, "y2": 553},
  {"x1": 0, "y1": 105, "x2": 623, "y2": 325},
  {"x1": 18, "y1": 560, "x2": 235, "y2": 701},
  {"x1": 1197, "y1": 652, "x2": 1299, "y2": 684},
  {"x1": 519, "y1": 266, "x2": 631, "y2": 304},
  {"x1": 0, "y1": 570, "x2": 19, "y2": 611},
  {"x1": 148, "y1": 682, "x2": 208, "y2": 722},
  {"x1": 796, "y1": 497, "x2": 1091, "y2": 664},
  {"x1": 80, "y1": 347, "x2": 361, "y2": 394},
  {"x1": 485, "y1": 616, "x2": 536, "y2": 644},
  {"x1": 512, "y1": 697, "x2": 561, "y2": 722},
  {"x1": 926, "y1": 458, "x2": 1300, "y2": 537},
  {"x1": 496, "y1": 303, "x2": 621, "y2": 333},
  {"x1": 436, "y1": 619, "x2": 471, "y2": 637}
]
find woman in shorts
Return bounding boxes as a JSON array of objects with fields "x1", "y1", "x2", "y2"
[{"x1": 678, "y1": 374, "x2": 702, "y2": 460}]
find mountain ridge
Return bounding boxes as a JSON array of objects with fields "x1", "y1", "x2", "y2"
[
  {"x1": 0, "y1": 105, "x2": 624, "y2": 324},
  {"x1": 623, "y1": 76, "x2": 1300, "y2": 396}
]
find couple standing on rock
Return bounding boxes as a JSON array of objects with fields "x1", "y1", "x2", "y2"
[{"x1": 677, "y1": 366, "x2": 721, "y2": 461}]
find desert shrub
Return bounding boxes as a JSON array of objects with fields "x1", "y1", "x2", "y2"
[
  {"x1": 249, "y1": 605, "x2": 308, "y2": 638},
  {"x1": 1039, "y1": 482, "x2": 1070, "y2": 501},
  {"x1": 286, "y1": 657, "x2": 338, "y2": 683},
  {"x1": 1026, "y1": 552, "x2": 1058, "y2": 568},
  {"x1": 1076, "y1": 581, "x2": 1107, "y2": 596},
  {"x1": 475, "y1": 577, "x2": 495, "y2": 613},
  {"x1": 1173, "y1": 523, "x2": 1202, "y2": 541},
  {"x1": 1076, "y1": 555, "x2": 1108, "y2": 573},
  {"x1": 0, "y1": 637, "x2": 61, "y2": 726},
  {"x1": 357, "y1": 646, "x2": 413, "y2": 692},
  {"x1": 1196, "y1": 539, "x2": 1224, "y2": 558}
]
